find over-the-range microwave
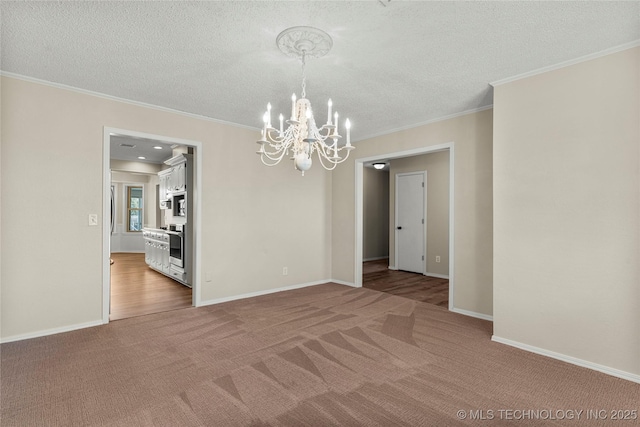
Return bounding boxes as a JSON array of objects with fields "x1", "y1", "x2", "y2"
[{"x1": 171, "y1": 192, "x2": 186, "y2": 217}]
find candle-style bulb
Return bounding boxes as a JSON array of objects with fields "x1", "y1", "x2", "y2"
[
  {"x1": 345, "y1": 118, "x2": 351, "y2": 145},
  {"x1": 327, "y1": 99, "x2": 333, "y2": 125},
  {"x1": 266, "y1": 103, "x2": 272, "y2": 127},
  {"x1": 291, "y1": 94, "x2": 297, "y2": 120}
]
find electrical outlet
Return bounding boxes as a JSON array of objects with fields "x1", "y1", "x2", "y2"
[
  {"x1": 435, "y1": 256, "x2": 441, "y2": 263},
  {"x1": 88, "y1": 214, "x2": 98, "y2": 226},
  {"x1": 283, "y1": 267, "x2": 288, "y2": 276}
]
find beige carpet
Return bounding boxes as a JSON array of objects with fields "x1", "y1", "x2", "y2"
[{"x1": 2, "y1": 283, "x2": 639, "y2": 426}]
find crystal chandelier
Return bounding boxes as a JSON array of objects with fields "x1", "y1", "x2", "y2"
[{"x1": 256, "y1": 27, "x2": 354, "y2": 176}]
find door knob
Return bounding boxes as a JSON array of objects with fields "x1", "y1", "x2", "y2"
[{"x1": 397, "y1": 226, "x2": 402, "y2": 230}]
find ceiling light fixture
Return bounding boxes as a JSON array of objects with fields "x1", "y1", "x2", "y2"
[
  {"x1": 373, "y1": 163, "x2": 386, "y2": 170},
  {"x1": 138, "y1": 156, "x2": 146, "y2": 160},
  {"x1": 256, "y1": 26, "x2": 354, "y2": 176},
  {"x1": 153, "y1": 146, "x2": 163, "y2": 150}
]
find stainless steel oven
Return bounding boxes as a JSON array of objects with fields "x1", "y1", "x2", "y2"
[{"x1": 167, "y1": 224, "x2": 185, "y2": 268}]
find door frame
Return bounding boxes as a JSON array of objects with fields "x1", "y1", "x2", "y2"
[
  {"x1": 355, "y1": 142, "x2": 455, "y2": 311},
  {"x1": 102, "y1": 127, "x2": 203, "y2": 324},
  {"x1": 394, "y1": 171, "x2": 426, "y2": 274}
]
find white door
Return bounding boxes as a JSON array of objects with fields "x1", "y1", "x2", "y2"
[{"x1": 396, "y1": 172, "x2": 425, "y2": 274}]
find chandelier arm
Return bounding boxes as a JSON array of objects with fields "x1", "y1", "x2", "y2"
[
  {"x1": 314, "y1": 142, "x2": 334, "y2": 161},
  {"x1": 315, "y1": 152, "x2": 339, "y2": 170},
  {"x1": 320, "y1": 144, "x2": 354, "y2": 165},
  {"x1": 316, "y1": 139, "x2": 342, "y2": 160},
  {"x1": 331, "y1": 150, "x2": 353, "y2": 164},
  {"x1": 265, "y1": 128, "x2": 289, "y2": 143},
  {"x1": 260, "y1": 155, "x2": 286, "y2": 167},
  {"x1": 260, "y1": 147, "x2": 289, "y2": 162},
  {"x1": 318, "y1": 127, "x2": 338, "y2": 140}
]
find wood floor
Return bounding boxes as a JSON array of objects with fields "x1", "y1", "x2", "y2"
[
  {"x1": 362, "y1": 258, "x2": 449, "y2": 307},
  {"x1": 110, "y1": 255, "x2": 446, "y2": 321},
  {"x1": 110, "y1": 252, "x2": 192, "y2": 321}
]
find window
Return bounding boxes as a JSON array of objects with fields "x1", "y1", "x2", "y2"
[{"x1": 127, "y1": 186, "x2": 143, "y2": 232}]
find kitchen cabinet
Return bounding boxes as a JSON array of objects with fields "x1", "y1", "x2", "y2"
[
  {"x1": 163, "y1": 155, "x2": 187, "y2": 193},
  {"x1": 173, "y1": 162, "x2": 186, "y2": 192},
  {"x1": 158, "y1": 169, "x2": 171, "y2": 204},
  {"x1": 142, "y1": 229, "x2": 170, "y2": 274}
]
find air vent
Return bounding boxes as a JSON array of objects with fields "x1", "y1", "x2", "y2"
[{"x1": 119, "y1": 143, "x2": 136, "y2": 148}]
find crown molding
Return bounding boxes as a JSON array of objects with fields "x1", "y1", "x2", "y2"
[
  {"x1": 355, "y1": 104, "x2": 494, "y2": 143},
  {"x1": 491, "y1": 40, "x2": 640, "y2": 87},
  {"x1": 0, "y1": 71, "x2": 260, "y2": 131}
]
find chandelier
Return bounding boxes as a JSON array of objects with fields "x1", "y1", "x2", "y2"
[{"x1": 256, "y1": 27, "x2": 354, "y2": 176}]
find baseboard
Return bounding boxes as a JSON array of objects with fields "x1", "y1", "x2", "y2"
[
  {"x1": 330, "y1": 279, "x2": 358, "y2": 287},
  {"x1": 424, "y1": 272, "x2": 449, "y2": 279},
  {"x1": 1, "y1": 320, "x2": 104, "y2": 344},
  {"x1": 386, "y1": 268, "x2": 449, "y2": 279},
  {"x1": 198, "y1": 280, "x2": 349, "y2": 307},
  {"x1": 363, "y1": 256, "x2": 389, "y2": 262},
  {"x1": 492, "y1": 335, "x2": 640, "y2": 385},
  {"x1": 451, "y1": 307, "x2": 493, "y2": 321}
]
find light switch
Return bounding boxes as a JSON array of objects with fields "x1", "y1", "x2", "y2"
[{"x1": 89, "y1": 214, "x2": 98, "y2": 226}]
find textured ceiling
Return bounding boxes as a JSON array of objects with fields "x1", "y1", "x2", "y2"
[{"x1": 2, "y1": 1, "x2": 639, "y2": 147}]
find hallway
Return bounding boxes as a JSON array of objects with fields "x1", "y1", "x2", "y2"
[{"x1": 362, "y1": 258, "x2": 448, "y2": 307}]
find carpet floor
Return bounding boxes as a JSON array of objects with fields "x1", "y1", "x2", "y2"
[{"x1": 1, "y1": 283, "x2": 639, "y2": 426}]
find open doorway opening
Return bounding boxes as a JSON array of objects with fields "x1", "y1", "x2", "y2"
[
  {"x1": 102, "y1": 128, "x2": 202, "y2": 323},
  {"x1": 356, "y1": 143, "x2": 454, "y2": 310}
]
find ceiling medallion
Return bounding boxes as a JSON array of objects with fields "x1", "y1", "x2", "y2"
[
  {"x1": 276, "y1": 26, "x2": 333, "y2": 59},
  {"x1": 256, "y1": 26, "x2": 353, "y2": 176}
]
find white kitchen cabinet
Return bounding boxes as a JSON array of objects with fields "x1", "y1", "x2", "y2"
[
  {"x1": 143, "y1": 228, "x2": 183, "y2": 285},
  {"x1": 143, "y1": 229, "x2": 170, "y2": 274},
  {"x1": 164, "y1": 154, "x2": 187, "y2": 193},
  {"x1": 173, "y1": 162, "x2": 186, "y2": 192},
  {"x1": 161, "y1": 237, "x2": 170, "y2": 273},
  {"x1": 158, "y1": 169, "x2": 171, "y2": 205}
]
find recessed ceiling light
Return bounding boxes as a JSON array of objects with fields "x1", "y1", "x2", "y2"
[
  {"x1": 373, "y1": 163, "x2": 386, "y2": 170},
  {"x1": 138, "y1": 156, "x2": 146, "y2": 160},
  {"x1": 153, "y1": 146, "x2": 163, "y2": 150}
]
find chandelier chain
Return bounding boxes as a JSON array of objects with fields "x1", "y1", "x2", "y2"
[{"x1": 300, "y1": 51, "x2": 307, "y2": 99}]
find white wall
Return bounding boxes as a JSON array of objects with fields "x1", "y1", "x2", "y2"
[
  {"x1": 0, "y1": 75, "x2": 331, "y2": 340},
  {"x1": 493, "y1": 47, "x2": 640, "y2": 378},
  {"x1": 332, "y1": 109, "x2": 493, "y2": 317}
]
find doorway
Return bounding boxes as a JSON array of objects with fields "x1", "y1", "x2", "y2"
[
  {"x1": 102, "y1": 127, "x2": 202, "y2": 323},
  {"x1": 395, "y1": 171, "x2": 426, "y2": 274},
  {"x1": 356, "y1": 143, "x2": 454, "y2": 310}
]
